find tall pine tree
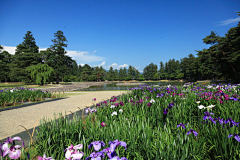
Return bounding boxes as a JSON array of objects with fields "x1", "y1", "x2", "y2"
[
  {"x1": 46, "y1": 30, "x2": 72, "y2": 84},
  {"x1": 10, "y1": 31, "x2": 40, "y2": 82}
]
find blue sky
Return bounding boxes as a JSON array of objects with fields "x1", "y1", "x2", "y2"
[{"x1": 0, "y1": 0, "x2": 240, "y2": 72}]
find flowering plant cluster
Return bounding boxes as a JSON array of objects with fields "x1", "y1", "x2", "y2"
[
  {"x1": 6, "y1": 82, "x2": 239, "y2": 159},
  {"x1": 0, "y1": 87, "x2": 52, "y2": 107}
]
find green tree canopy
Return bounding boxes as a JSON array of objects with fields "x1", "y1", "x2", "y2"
[
  {"x1": 26, "y1": 63, "x2": 54, "y2": 85},
  {"x1": 10, "y1": 31, "x2": 41, "y2": 82},
  {"x1": 45, "y1": 30, "x2": 75, "y2": 84},
  {"x1": 0, "y1": 46, "x2": 12, "y2": 82},
  {"x1": 143, "y1": 63, "x2": 158, "y2": 80}
]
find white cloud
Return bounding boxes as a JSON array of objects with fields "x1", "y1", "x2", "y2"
[
  {"x1": 1, "y1": 45, "x2": 142, "y2": 72},
  {"x1": 1, "y1": 45, "x2": 105, "y2": 64},
  {"x1": 109, "y1": 63, "x2": 118, "y2": 68},
  {"x1": 66, "y1": 50, "x2": 105, "y2": 63},
  {"x1": 118, "y1": 64, "x2": 128, "y2": 68},
  {"x1": 2, "y1": 46, "x2": 16, "y2": 55},
  {"x1": 217, "y1": 17, "x2": 240, "y2": 26},
  {"x1": 98, "y1": 61, "x2": 105, "y2": 67},
  {"x1": 103, "y1": 63, "x2": 129, "y2": 70},
  {"x1": 39, "y1": 48, "x2": 47, "y2": 51},
  {"x1": 2, "y1": 46, "x2": 48, "y2": 55}
]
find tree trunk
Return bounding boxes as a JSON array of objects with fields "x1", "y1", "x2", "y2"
[
  {"x1": 56, "y1": 74, "x2": 60, "y2": 84},
  {"x1": 41, "y1": 79, "x2": 44, "y2": 85}
]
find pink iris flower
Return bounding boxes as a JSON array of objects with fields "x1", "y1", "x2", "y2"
[
  {"x1": 64, "y1": 144, "x2": 83, "y2": 160},
  {"x1": 3, "y1": 145, "x2": 22, "y2": 159},
  {"x1": 38, "y1": 153, "x2": 55, "y2": 160}
]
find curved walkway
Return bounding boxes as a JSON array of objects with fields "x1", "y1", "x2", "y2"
[{"x1": 0, "y1": 91, "x2": 129, "y2": 144}]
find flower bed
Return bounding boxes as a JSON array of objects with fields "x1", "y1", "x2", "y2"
[
  {"x1": 0, "y1": 87, "x2": 54, "y2": 109},
  {"x1": 1, "y1": 83, "x2": 240, "y2": 159}
]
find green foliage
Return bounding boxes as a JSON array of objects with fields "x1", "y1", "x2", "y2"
[
  {"x1": 45, "y1": 30, "x2": 74, "y2": 84},
  {"x1": 153, "y1": 73, "x2": 159, "y2": 80},
  {"x1": 26, "y1": 64, "x2": 54, "y2": 85},
  {"x1": 159, "y1": 61, "x2": 166, "y2": 80},
  {"x1": 15, "y1": 31, "x2": 39, "y2": 54},
  {"x1": 0, "y1": 49, "x2": 12, "y2": 82},
  {"x1": 0, "y1": 88, "x2": 52, "y2": 107},
  {"x1": 106, "y1": 67, "x2": 115, "y2": 81},
  {"x1": 143, "y1": 63, "x2": 158, "y2": 80},
  {"x1": 32, "y1": 83, "x2": 240, "y2": 159},
  {"x1": 9, "y1": 31, "x2": 41, "y2": 82},
  {"x1": 138, "y1": 74, "x2": 145, "y2": 81},
  {"x1": 176, "y1": 73, "x2": 184, "y2": 79}
]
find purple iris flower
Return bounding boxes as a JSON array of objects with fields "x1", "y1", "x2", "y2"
[
  {"x1": 85, "y1": 108, "x2": 90, "y2": 114},
  {"x1": 218, "y1": 118, "x2": 224, "y2": 125},
  {"x1": 208, "y1": 116, "x2": 216, "y2": 124},
  {"x1": 92, "y1": 98, "x2": 96, "y2": 101},
  {"x1": 228, "y1": 134, "x2": 240, "y2": 142},
  {"x1": 101, "y1": 122, "x2": 107, "y2": 127},
  {"x1": 203, "y1": 112, "x2": 214, "y2": 120},
  {"x1": 109, "y1": 139, "x2": 127, "y2": 152},
  {"x1": 187, "y1": 129, "x2": 198, "y2": 137},
  {"x1": 96, "y1": 103, "x2": 101, "y2": 107},
  {"x1": 136, "y1": 99, "x2": 143, "y2": 104},
  {"x1": 101, "y1": 147, "x2": 117, "y2": 159},
  {"x1": 225, "y1": 118, "x2": 239, "y2": 127},
  {"x1": 230, "y1": 97, "x2": 239, "y2": 101},
  {"x1": 102, "y1": 101, "x2": 107, "y2": 104},
  {"x1": 6, "y1": 136, "x2": 22, "y2": 144},
  {"x1": 177, "y1": 123, "x2": 187, "y2": 129},
  {"x1": 91, "y1": 108, "x2": 97, "y2": 113},
  {"x1": 120, "y1": 101, "x2": 124, "y2": 106},
  {"x1": 2, "y1": 136, "x2": 22, "y2": 152},
  {"x1": 0, "y1": 143, "x2": 2, "y2": 157},
  {"x1": 38, "y1": 154, "x2": 54, "y2": 160},
  {"x1": 88, "y1": 141, "x2": 105, "y2": 151},
  {"x1": 3, "y1": 145, "x2": 22, "y2": 159},
  {"x1": 163, "y1": 108, "x2": 168, "y2": 114},
  {"x1": 109, "y1": 156, "x2": 128, "y2": 160},
  {"x1": 147, "y1": 102, "x2": 152, "y2": 107},
  {"x1": 86, "y1": 151, "x2": 104, "y2": 160},
  {"x1": 168, "y1": 102, "x2": 174, "y2": 108}
]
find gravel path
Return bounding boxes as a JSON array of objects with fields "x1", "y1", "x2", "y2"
[{"x1": 0, "y1": 91, "x2": 129, "y2": 142}]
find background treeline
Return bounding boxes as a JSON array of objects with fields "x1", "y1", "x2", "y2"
[
  {"x1": 0, "y1": 30, "x2": 143, "y2": 84},
  {"x1": 0, "y1": 16, "x2": 239, "y2": 84}
]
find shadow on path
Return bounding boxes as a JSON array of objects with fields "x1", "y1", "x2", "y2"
[{"x1": 0, "y1": 97, "x2": 68, "y2": 112}]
